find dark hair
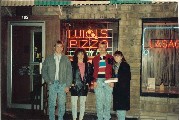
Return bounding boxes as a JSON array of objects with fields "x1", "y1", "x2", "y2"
[
  {"x1": 73, "y1": 48, "x2": 88, "y2": 63},
  {"x1": 113, "y1": 50, "x2": 126, "y2": 62},
  {"x1": 54, "y1": 40, "x2": 64, "y2": 47}
]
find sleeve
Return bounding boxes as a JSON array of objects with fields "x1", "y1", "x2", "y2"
[
  {"x1": 112, "y1": 65, "x2": 116, "y2": 78},
  {"x1": 128, "y1": 65, "x2": 131, "y2": 80},
  {"x1": 66, "y1": 58, "x2": 73, "y2": 87},
  {"x1": 87, "y1": 62, "x2": 94, "y2": 85},
  {"x1": 120, "y1": 63, "x2": 131, "y2": 81},
  {"x1": 91, "y1": 60, "x2": 96, "y2": 82},
  {"x1": 41, "y1": 58, "x2": 50, "y2": 83},
  {"x1": 125, "y1": 63, "x2": 131, "y2": 81},
  {"x1": 71, "y1": 61, "x2": 75, "y2": 84}
]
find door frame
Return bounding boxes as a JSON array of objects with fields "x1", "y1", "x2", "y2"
[{"x1": 7, "y1": 21, "x2": 45, "y2": 109}]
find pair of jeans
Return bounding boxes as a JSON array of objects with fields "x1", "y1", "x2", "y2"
[
  {"x1": 71, "y1": 96, "x2": 87, "y2": 120},
  {"x1": 94, "y1": 78, "x2": 113, "y2": 120},
  {"x1": 116, "y1": 110, "x2": 126, "y2": 120},
  {"x1": 48, "y1": 81, "x2": 66, "y2": 120}
]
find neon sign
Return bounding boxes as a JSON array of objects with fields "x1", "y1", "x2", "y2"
[
  {"x1": 149, "y1": 39, "x2": 179, "y2": 48},
  {"x1": 69, "y1": 39, "x2": 109, "y2": 48},
  {"x1": 67, "y1": 29, "x2": 113, "y2": 56},
  {"x1": 142, "y1": 26, "x2": 179, "y2": 55},
  {"x1": 67, "y1": 29, "x2": 109, "y2": 38}
]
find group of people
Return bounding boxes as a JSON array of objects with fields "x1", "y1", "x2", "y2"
[{"x1": 42, "y1": 40, "x2": 131, "y2": 120}]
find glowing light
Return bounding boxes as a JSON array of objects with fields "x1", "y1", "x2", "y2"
[
  {"x1": 101, "y1": 29, "x2": 108, "y2": 37},
  {"x1": 149, "y1": 39, "x2": 179, "y2": 48},
  {"x1": 69, "y1": 40, "x2": 77, "y2": 47},
  {"x1": 66, "y1": 29, "x2": 110, "y2": 39},
  {"x1": 69, "y1": 39, "x2": 108, "y2": 49},
  {"x1": 67, "y1": 28, "x2": 113, "y2": 56}
]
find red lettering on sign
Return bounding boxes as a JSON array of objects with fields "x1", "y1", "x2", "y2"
[
  {"x1": 69, "y1": 39, "x2": 109, "y2": 49},
  {"x1": 70, "y1": 40, "x2": 77, "y2": 47},
  {"x1": 101, "y1": 29, "x2": 108, "y2": 37},
  {"x1": 155, "y1": 40, "x2": 162, "y2": 48},
  {"x1": 67, "y1": 29, "x2": 110, "y2": 39},
  {"x1": 175, "y1": 40, "x2": 179, "y2": 48},
  {"x1": 149, "y1": 40, "x2": 179, "y2": 48},
  {"x1": 81, "y1": 40, "x2": 88, "y2": 48},
  {"x1": 168, "y1": 40, "x2": 175, "y2": 48},
  {"x1": 162, "y1": 40, "x2": 168, "y2": 48},
  {"x1": 91, "y1": 40, "x2": 98, "y2": 48}
]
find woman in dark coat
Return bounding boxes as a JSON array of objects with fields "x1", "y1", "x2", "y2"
[
  {"x1": 70, "y1": 48, "x2": 93, "y2": 120},
  {"x1": 112, "y1": 50, "x2": 131, "y2": 120}
]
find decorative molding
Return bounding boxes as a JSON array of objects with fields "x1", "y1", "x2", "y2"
[{"x1": 1, "y1": 0, "x2": 177, "y2": 6}]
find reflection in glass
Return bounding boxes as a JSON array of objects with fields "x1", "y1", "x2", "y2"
[{"x1": 11, "y1": 26, "x2": 42, "y2": 104}]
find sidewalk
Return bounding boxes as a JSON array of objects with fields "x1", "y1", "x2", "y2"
[{"x1": 2, "y1": 108, "x2": 138, "y2": 120}]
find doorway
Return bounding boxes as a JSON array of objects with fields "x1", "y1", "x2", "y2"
[{"x1": 7, "y1": 21, "x2": 45, "y2": 109}]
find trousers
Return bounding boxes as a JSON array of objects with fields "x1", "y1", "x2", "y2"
[
  {"x1": 48, "y1": 81, "x2": 66, "y2": 120},
  {"x1": 94, "y1": 78, "x2": 113, "y2": 120},
  {"x1": 116, "y1": 110, "x2": 126, "y2": 120},
  {"x1": 71, "y1": 96, "x2": 87, "y2": 120}
]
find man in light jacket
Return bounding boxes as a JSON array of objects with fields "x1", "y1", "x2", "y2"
[{"x1": 42, "y1": 40, "x2": 72, "y2": 120}]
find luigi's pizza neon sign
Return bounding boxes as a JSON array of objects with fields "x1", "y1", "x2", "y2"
[{"x1": 66, "y1": 29, "x2": 113, "y2": 56}]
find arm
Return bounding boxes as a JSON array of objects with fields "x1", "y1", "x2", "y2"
[
  {"x1": 41, "y1": 58, "x2": 50, "y2": 83},
  {"x1": 91, "y1": 60, "x2": 97, "y2": 88},
  {"x1": 71, "y1": 61, "x2": 75, "y2": 85},
  {"x1": 66, "y1": 57, "x2": 73, "y2": 88},
  {"x1": 120, "y1": 63, "x2": 131, "y2": 81},
  {"x1": 117, "y1": 62, "x2": 131, "y2": 90},
  {"x1": 87, "y1": 62, "x2": 94, "y2": 85}
]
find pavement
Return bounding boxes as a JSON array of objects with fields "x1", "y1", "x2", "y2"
[{"x1": 2, "y1": 109, "x2": 138, "y2": 120}]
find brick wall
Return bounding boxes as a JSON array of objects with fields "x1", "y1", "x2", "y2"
[
  {"x1": 32, "y1": 3, "x2": 178, "y2": 118},
  {"x1": 140, "y1": 97, "x2": 179, "y2": 119}
]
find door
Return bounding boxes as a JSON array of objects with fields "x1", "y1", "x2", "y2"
[{"x1": 7, "y1": 22, "x2": 45, "y2": 109}]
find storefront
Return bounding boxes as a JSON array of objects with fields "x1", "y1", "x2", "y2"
[{"x1": 1, "y1": 0, "x2": 179, "y2": 119}]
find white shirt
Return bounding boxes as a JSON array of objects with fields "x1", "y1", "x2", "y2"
[{"x1": 54, "y1": 54, "x2": 61, "y2": 80}]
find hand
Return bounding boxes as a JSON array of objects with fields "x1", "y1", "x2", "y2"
[
  {"x1": 48, "y1": 81, "x2": 52, "y2": 85},
  {"x1": 65, "y1": 87, "x2": 69, "y2": 93},
  {"x1": 93, "y1": 82, "x2": 97, "y2": 88},
  {"x1": 108, "y1": 83, "x2": 114, "y2": 88}
]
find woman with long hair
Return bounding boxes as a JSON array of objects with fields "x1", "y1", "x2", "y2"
[
  {"x1": 70, "y1": 48, "x2": 93, "y2": 120},
  {"x1": 112, "y1": 50, "x2": 131, "y2": 120}
]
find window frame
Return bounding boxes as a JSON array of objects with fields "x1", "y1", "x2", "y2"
[{"x1": 140, "y1": 17, "x2": 179, "y2": 98}]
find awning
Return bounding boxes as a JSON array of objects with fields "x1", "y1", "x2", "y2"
[
  {"x1": 34, "y1": 0, "x2": 71, "y2": 6},
  {"x1": 1, "y1": 0, "x2": 35, "y2": 6},
  {"x1": 1, "y1": 0, "x2": 71, "y2": 6},
  {"x1": 110, "y1": 0, "x2": 178, "y2": 4},
  {"x1": 1, "y1": 0, "x2": 177, "y2": 6},
  {"x1": 110, "y1": 0, "x2": 151, "y2": 4}
]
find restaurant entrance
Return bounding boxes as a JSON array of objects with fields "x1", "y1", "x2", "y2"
[{"x1": 7, "y1": 21, "x2": 45, "y2": 109}]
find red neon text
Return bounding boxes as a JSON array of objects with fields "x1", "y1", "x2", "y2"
[
  {"x1": 149, "y1": 40, "x2": 179, "y2": 48},
  {"x1": 69, "y1": 39, "x2": 109, "y2": 48},
  {"x1": 67, "y1": 29, "x2": 109, "y2": 38}
]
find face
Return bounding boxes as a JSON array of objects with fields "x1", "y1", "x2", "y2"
[
  {"x1": 77, "y1": 52, "x2": 84, "y2": 62},
  {"x1": 98, "y1": 43, "x2": 107, "y2": 55},
  {"x1": 114, "y1": 55, "x2": 123, "y2": 63},
  {"x1": 54, "y1": 43, "x2": 63, "y2": 54}
]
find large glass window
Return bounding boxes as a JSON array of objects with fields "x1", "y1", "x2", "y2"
[{"x1": 141, "y1": 18, "x2": 179, "y2": 97}]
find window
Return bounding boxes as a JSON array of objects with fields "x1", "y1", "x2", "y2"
[
  {"x1": 141, "y1": 18, "x2": 179, "y2": 97},
  {"x1": 60, "y1": 19, "x2": 119, "y2": 61}
]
